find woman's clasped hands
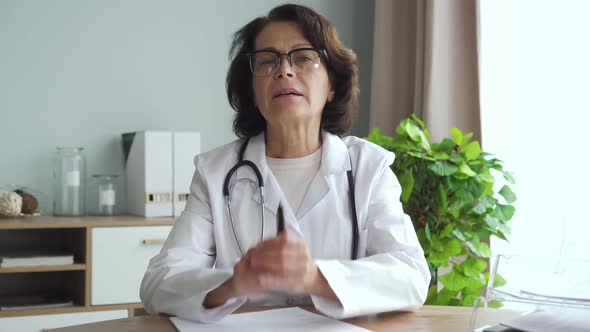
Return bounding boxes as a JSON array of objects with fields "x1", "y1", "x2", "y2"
[{"x1": 230, "y1": 229, "x2": 321, "y2": 298}]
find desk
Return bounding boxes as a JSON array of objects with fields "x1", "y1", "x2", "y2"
[{"x1": 45, "y1": 305, "x2": 482, "y2": 331}]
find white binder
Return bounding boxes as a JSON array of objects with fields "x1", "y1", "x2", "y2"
[{"x1": 122, "y1": 131, "x2": 200, "y2": 217}]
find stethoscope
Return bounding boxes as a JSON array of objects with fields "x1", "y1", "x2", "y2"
[{"x1": 222, "y1": 137, "x2": 359, "y2": 260}]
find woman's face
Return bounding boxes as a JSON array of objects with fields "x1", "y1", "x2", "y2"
[{"x1": 252, "y1": 21, "x2": 333, "y2": 132}]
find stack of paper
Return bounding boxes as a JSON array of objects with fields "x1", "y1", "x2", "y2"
[
  {"x1": 170, "y1": 307, "x2": 371, "y2": 332},
  {"x1": 0, "y1": 251, "x2": 74, "y2": 268},
  {"x1": 500, "y1": 310, "x2": 590, "y2": 332},
  {"x1": 0, "y1": 295, "x2": 74, "y2": 311}
]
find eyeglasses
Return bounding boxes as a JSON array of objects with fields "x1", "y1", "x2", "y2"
[{"x1": 247, "y1": 48, "x2": 327, "y2": 76}]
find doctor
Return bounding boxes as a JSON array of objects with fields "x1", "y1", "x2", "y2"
[{"x1": 140, "y1": 3, "x2": 430, "y2": 323}]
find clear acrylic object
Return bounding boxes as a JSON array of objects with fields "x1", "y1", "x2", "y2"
[
  {"x1": 53, "y1": 147, "x2": 86, "y2": 216},
  {"x1": 88, "y1": 174, "x2": 119, "y2": 216},
  {"x1": 469, "y1": 255, "x2": 590, "y2": 331}
]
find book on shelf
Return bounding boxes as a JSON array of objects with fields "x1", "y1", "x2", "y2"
[
  {"x1": 0, "y1": 251, "x2": 74, "y2": 268},
  {"x1": 0, "y1": 295, "x2": 74, "y2": 311}
]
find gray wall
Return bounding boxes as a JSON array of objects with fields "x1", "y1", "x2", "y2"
[{"x1": 0, "y1": 0, "x2": 374, "y2": 213}]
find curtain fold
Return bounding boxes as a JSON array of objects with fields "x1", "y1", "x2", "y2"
[{"x1": 369, "y1": 0, "x2": 481, "y2": 142}]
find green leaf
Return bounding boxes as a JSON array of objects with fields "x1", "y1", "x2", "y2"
[
  {"x1": 366, "y1": 127, "x2": 382, "y2": 140},
  {"x1": 450, "y1": 128, "x2": 464, "y2": 146},
  {"x1": 444, "y1": 239, "x2": 464, "y2": 257},
  {"x1": 499, "y1": 185, "x2": 517, "y2": 204},
  {"x1": 457, "y1": 162, "x2": 476, "y2": 177},
  {"x1": 439, "y1": 271, "x2": 468, "y2": 291},
  {"x1": 403, "y1": 120, "x2": 431, "y2": 151},
  {"x1": 481, "y1": 181, "x2": 494, "y2": 197},
  {"x1": 478, "y1": 172, "x2": 495, "y2": 183},
  {"x1": 435, "y1": 289, "x2": 459, "y2": 305},
  {"x1": 472, "y1": 202, "x2": 487, "y2": 214},
  {"x1": 464, "y1": 275, "x2": 486, "y2": 292},
  {"x1": 466, "y1": 241, "x2": 492, "y2": 258},
  {"x1": 438, "y1": 184, "x2": 448, "y2": 215},
  {"x1": 449, "y1": 190, "x2": 475, "y2": 211},
  {"x1": 449, "y1": 298, "x2": 462, "y2": 306},
  {"x1": 462, "y1": 286, "x2": 483, "y2": 298},
  {"x1": 429, "y1": 161, "x2": 458, "y2": 176},
  {"x1": 428, "y1": 251, "x2": 450, "y2": 267},
  {"x1": 425, "y1": 285, "x2": 438, "y2": 305},
  {"x1": 411, "y1": 113, "x2": 425, "y2": 129},
  {"x1": 484, "y1": 214, "x2": 501, "y2": 230},
  {"x1": 494, "y1": 204, "x2": 516, "y2": 222},
  {"x1": 464, "y1": 141, "x2": 481, "y2": 160},
  {"x1": 433, "y1": 151, "x2": 450, "y2": 160},
  {"x1": 473, "y1": 196, "x2": 496, "y2": 215},
  {"x1": 432, "y1": 138, "x2": 456, "y2": 153},
  {"x1": 457, "y1": 257, "x2": 487, "y2": 277},
  {"x1": 425, "y1": 223, "x2": 432, "y2": 242},
  {"x1": 396, "y1": 119, "x2": 410, "y2": 136},
  {"x1": 451, "y1": 229, "x2": 467, "y2": 242},
  {"x1": 484, "y1": 213, "x2": 511, "y2": 240},
  {"x1": 463, "y1": 132, "x2": 474, "y2": 144},
  {"x1": 449, "y1": 153, "x2": 464, "y2": 163},
  {"x1": 489, "y1": 300, "x2": 504, "y2": 308},
  {"x1": 491, "y1": 273, "x2": 507, "y2": 287},
  {"x1": 460, "y1": 294, "x2": 479, "y2": 307},
  {"x1": 398, "y1": 170, "x2": 414, "y2": 204},
  {"x1": 503, "y1": 171, "x2": 516, "y2": 184},
  {"x1": 440, "y1": 224, "x2": 453, "y2": 238}
]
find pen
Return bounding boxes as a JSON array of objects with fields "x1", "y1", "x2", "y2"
[{"x1": 277, "y1": 204, "x2": 285, "y2": 234}]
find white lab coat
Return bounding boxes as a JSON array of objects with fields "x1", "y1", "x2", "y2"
[{"x1": 140, "y1": 131, "x2": 430, "y2": 322}]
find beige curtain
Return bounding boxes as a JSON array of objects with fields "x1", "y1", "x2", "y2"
[{"x1": 369, "y1": 0, "x2": 481, "y2": 142}]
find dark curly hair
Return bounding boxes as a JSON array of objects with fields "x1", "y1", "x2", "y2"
[{"x1": 226, "y1": 4, "x2": 359, "y2": 138}]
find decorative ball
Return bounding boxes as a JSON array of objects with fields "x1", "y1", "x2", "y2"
[
  {"x1": 0, "y1": 191, "x2": 23, "y2": 217},
  {"x1": 15, "y1": 190, "x2": 39, "y2": 214}
]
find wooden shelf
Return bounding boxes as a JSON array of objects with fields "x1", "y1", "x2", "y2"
[
  {"x1": 0, "y1": 215, "x2": 174, "y2": 327},
  {"x1": 0, "y1": 216, "x2": 175, "y2": 229},
  {"x1": 0, "y1": 264, "x2": 86, "y2": 274},
  {"x1": 0, "y1": 305, "x2": 88, "y2": 318},
  {"x1": 0, "y1": 303, "x2": 145, "y2": 318}
]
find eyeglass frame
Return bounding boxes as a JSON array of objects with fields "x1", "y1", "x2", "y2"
[{"x1": 246, "y1": 47, "x2": 329, "y2": 76}]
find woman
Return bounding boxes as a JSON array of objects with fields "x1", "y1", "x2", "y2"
[{"x1": 140, "y1": 4, "x2": 430, "y2": 323}]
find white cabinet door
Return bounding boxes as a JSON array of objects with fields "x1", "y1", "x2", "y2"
[
  {"x1": 91, "y1": 226, "x2": 172, "y2": 305},
  {"x1": 0, "y1": 309, "x2": 127, "y2": 332}
]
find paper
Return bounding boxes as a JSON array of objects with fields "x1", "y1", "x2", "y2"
[
  {"x1": 500, "y1": 310, "x2": 590, "y2": 332},
  {"x1": 170, "y1": 307, "x2": 371, "y2": 332}
]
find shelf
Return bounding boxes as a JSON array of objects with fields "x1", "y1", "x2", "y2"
[
  {"x1": 0, "y1": 264, "x2": 86, "y2": 274},
  {"x1": 0, "y1": 216, "x2": 172, "y2": 327},
  {"x1": 0, "y1": 305, "x2": 87, "y2": 318},
  {"x1": 0, "y1": 216, "x2": 175, "y2": 229},
  {"x1": 0, "y1": 303, "x2": 145, "y2": 318}
]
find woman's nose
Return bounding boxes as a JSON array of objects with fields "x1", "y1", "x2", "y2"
[{"x1": 274, "y1": 55, "x2": 294, "y2": 78}]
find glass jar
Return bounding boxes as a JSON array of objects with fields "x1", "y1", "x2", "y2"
[
  {"x1": 89, "y1": 174, "x2": 119, "y2": 216},
  {"x1": 53, "y1": 147, "x2": 86, "y2": 216}
]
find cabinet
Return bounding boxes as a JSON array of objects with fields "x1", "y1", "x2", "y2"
[{"x1": 0, "y1": 216, "x2": 174, "y2": 332}]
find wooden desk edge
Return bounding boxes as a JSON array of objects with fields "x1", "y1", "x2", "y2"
[{"x1": 44, "y1": 305, "x2": 478, "y2": 332}]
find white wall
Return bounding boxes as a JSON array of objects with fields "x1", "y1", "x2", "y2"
[{"x1": 480, "y1": 0, "x2": 590, "y2": 261}]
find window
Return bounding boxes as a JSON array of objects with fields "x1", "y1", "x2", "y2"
[{"x1": 480, "y1": 0, "x2": 590, "y2": 261}]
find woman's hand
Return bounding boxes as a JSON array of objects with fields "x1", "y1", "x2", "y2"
[
  {"x1": 204, "y1": 248, "x2": 268, "y2": 308},
  {"x1": 205, "y1": 231, "x2": 338, "y2": 308},
  {"x1": 248, "y1": 230, "x2": 321, "y2": 294},
  {"x1": 229, "y1": 248, "x2": 269, "y2": 297}
]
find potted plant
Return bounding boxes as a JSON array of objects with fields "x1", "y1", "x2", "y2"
[{"x1": 365, "y1": 115, "x2": 515, "y2": 306}]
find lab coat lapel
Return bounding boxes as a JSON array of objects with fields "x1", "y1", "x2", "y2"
[
  {"x1": 295, "y1": 132, "x2": 351, "y2": 220},
  {"x1": 240, "y1": 134, "x2": 281, "y2": 222}
]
